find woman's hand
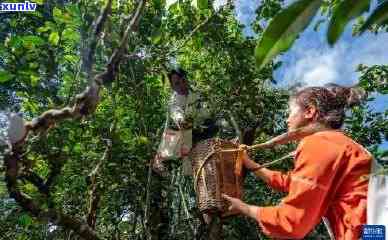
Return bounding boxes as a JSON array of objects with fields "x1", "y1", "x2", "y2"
[
  {"x1": 222, "y1": 194, "x2": 260, "y2": 220},
  {"x1": 238, "y1": 145, "x2": 261, "y2": 171},
  {"x1": 222, "y1": 194, "x2": 248, "y2": 214}
]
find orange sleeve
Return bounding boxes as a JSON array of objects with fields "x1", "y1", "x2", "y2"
[
  {"x1": 261, "y1": 169, "x2": 291, "y2": 192},
  {"x1": 256, "y1": 135, "x2": 344, "y2": 239}
]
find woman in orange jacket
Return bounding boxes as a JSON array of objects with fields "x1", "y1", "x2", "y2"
[{"x1": 223, "y1": 84, "x2": 373, "y2": 239}]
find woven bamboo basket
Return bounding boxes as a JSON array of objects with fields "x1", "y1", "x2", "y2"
[{"x1": 191, "y1": 138, "x2": 245, "y2": 217}]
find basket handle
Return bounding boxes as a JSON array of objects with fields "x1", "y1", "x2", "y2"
[
  {"x1": 220, "y1": 123, "x2": 329, "y2": 153},
  {"x1": 193, "y1": 148, "x2": 216, "y2": 191}
]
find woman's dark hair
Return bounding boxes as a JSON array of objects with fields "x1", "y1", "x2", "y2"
[
  {"x1": 291, "y1": 84, "x2": 366, "y2": 129},
  {"x1": 168, "y1": 68, "x2": 187, "y2": 80}
]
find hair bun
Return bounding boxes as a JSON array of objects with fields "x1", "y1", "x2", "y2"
[
  {"x1": 346, "y1": 87, "x2": 366, "y2": 107},
  {"x1": 324, "y1": 83, "x2": 366, "y2": 108}
]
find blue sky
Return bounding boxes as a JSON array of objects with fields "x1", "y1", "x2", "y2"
[{"x1": 213, "y1": 0, "x2": 388, "y2": 149}]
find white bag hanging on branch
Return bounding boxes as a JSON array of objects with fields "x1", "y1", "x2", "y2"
[
  {"x1": 0, "y1": 112, "x2": 26, "y2": 145},
  {"x1": 158, "y1": 129, "x2": 192, "y2": 159},
  {"x1": 158, "y1": 129, "x2": 183, "y2": 159},
  {"x1": 367, "y1": 158, "x2": 388, "y2": 238}
]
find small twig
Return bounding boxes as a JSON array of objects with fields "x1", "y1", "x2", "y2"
[
  {"x1": 178, "y1": 183, "x2": 194, "y2": 229},
  {"x1": 227, "y1": 110, "x2": 243, "y2": 143},
  {"x1": 86, "y1": 144, "x2": 111, "y2": 229},
  {"x1": 143, "y1": 154, "x2": 153, "y2": 238}
]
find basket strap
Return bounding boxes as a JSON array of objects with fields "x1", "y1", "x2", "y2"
[
  {"x1": 220, "y1": 123, "x2": 329, "y2": 153},
  {"x1": 194, "y1": 148, "x2": 216, "y2": 191},
  {"x1": 235, "y1": 150, "x2": 243, "y2": 177},
  {"x1": 234, "y1": 150, "x2": 244, "y2": 198},
  {"x1": 248, "y1": 151, "x2": 295, "y2": 172},
  {"x1": 217, "y1": 141, "x2": 224, "y2": 208}
]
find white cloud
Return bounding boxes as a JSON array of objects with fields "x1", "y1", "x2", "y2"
[
  {"x1": 219, "y1": 0, "x2": 388, "y2": 91},
  {"x1": 233, "y1": 0, "x2": 261, "y2": 36},
  {"x1": 302, "y1": 64, "x2": 339, "y2": 86},
  {"x1": 281, "y1": 44, "x2": 344, "y2": 87},
  {"x1": 228, "y1": 0, "x2": 388, "y2": 88},
  {"x1": 275, "y1": 23, "x2": 388, "y2": 88}
]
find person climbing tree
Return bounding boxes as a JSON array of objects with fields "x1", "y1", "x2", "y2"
[
  {"x1": 223, "y1": 84, "x2": 372, "y2": 240},
  {"x1": 148, "y1": 68, "x2": 218, "y2": 239},
  {"x1": 152, "y1": 67, "x2": 217, "y2": 176}
]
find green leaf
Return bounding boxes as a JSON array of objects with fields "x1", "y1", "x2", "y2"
[
  {"x1": 64, "y1": 54, "x2": 79, "y2": 64},
  {"x1": 53, "y1": 7, "x2": 63, "y2": 23},
  {"x1": 62, "y1": 28, "x2": 80, "y2": 42},
  {"x1": 18, "y1": 214, "x2": 33, "y2": 226},
  {"x1": 255, "y1": 0, "x2": 323, "y2": 70},
  {"x1": 34, "y1": 0, "x2": 45, "y2": 4},
  {"x1": 49, "y1": 32, "x2": 60, "y2": 46},
  {"x1": 30, "y1": 74, "x2": 40, "y2": 86},
  {"x1": 151, "y1": 29, "x2": 163, "y2": 44},
  {"x1": 7, "y1": 36, "x2": 23, "y2": 48},
  {"x1": 29, "y1": 62, "x2": 39, "y2": 69},
  {"x1": 166, "y1": 0, "x2": 178, "y2": 10},
  {"x1": 359, "y1": 0, "x2": 388, "y2": 34},
  {"x1": 21, "y1": 35, "x2": 45, "y2": 49},
  {"x1": 153, "y1": 0, "x2": 165, "y2": 9},
  {"x1": 327, "y1": 0, "x2": 370, "y2": 45},
  {"x1": 192, "y1": 0, "x2": 208, "y2": 10},
  {"x1": 38, "y1": 21, "x2": 57, "y2": 33},
  {"x1": 0, "y1": 71, "x2": 14, "y2": 83}
]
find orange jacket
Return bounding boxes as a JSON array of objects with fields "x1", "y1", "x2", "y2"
[{"x1": 256, "y1": 130, "x2": 372, "y2": 239}]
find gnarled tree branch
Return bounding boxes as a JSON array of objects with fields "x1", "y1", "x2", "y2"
[
  {"x1": 82, "y1": 0, "x2": 113, "y2": 78},
  {"x1": 24, "y1": 0, "x2": 146, "y2": 136},
  {"x1": 5, "y1": 1, "x2": 147, "y2": 239},
  {"x1": 5, "y1": 149, "x2": 100, "y2": 240}
]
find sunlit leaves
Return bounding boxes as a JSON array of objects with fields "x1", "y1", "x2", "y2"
[
  {"x1": 20, "y1": 35, "x2": 45, "y2": 48},
  {"x1": 33, "y1": 0, "x2": 45, "y2": 4},
  {"x1": 0, "y1": 71, "x2": 14, "y2": 83},
  {"x1": 37, "y1": 21, "x2": 57, "y2": 33},
  {"x1": 18, "y1": 214, "x2": 33, "y2": 227},
  {"x1": 63, "y1": 54, "x2": 80, "y2": 65},
  {"x1": 62, "y1": 28, "x2": 80, "y2": 43},
  {"x1": 30, "y1": 74, "x2": 40, "y2": 87},
  {"x1": 166, "y1": 0, "x2": 178, "y2": 9},
  {"x1": 192, "y1": 0, "x2": 208, "y2": 10},
  {"x1": 48, "y1": 31, "x2": 60, "y2": 46},
  {"x1": 358, "y1": 64, "x2": 388, "y2": 94},
  {"x1": 53, "y1": 6, "x2": 72, "y2": 24}
]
